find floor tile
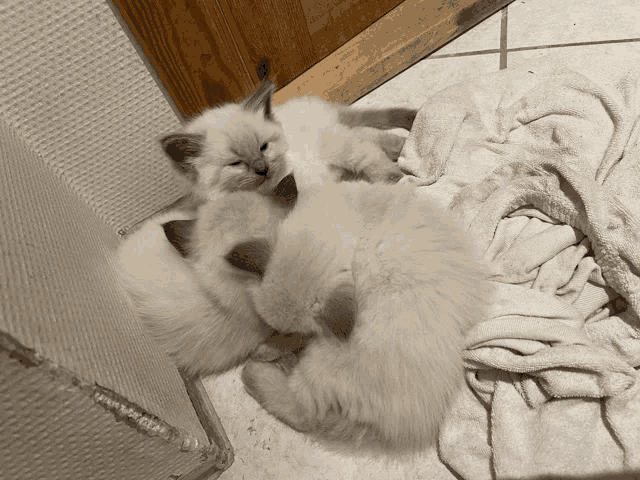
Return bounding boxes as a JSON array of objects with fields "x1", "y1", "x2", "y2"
[
  {"x1": 508, "y1": 0, "x2": 640, "y2": 49},
  {"x1": 507, "y1": 41, "x2": 640, "y2": 87},
  {"x1": 435, "y1": 8, "x2": 503, "y2": 56},
  {"x1": 354, "y1": 53, "x2": 501, "y2": 109}
]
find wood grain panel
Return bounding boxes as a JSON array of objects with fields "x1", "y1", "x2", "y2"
[
  {"x1": 222, "y1": 0, "x2": 317, "y2": 88},
  {"x1": 273, "y1": 0, "x2": 513, "y2": 106},
  {"x1": 300, "y1": 0, "x2": 405, "y2": 59},
  {"x1": 110, "y1": 0, "x2": 257, "y2": 118}
]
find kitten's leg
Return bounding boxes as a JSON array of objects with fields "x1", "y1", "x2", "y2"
[
  {"x1": 351, "y1": 127, "x2": 406, "y2": 161},
  {"x1": 243, "y1": 339, "x2": 355, "y2": 434},
  {"x1": 251, "y1": 343, "x2": 285, "y2": 363},
  {"x1": 347, "y1": 138, "x2": 404, "y2": 184},
  {"x1": 338, "y1": 107, "x2": 418, "y2": 131},
  {"x1": 242, "y1": 360, "x2": 313, "y2": 432}
]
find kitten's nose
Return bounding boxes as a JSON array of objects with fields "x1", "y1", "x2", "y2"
[{"x1": 254, "y1": 160, "x2": 268, "y2": 176}]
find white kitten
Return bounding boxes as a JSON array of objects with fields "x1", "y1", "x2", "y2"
[
  {"x1": 226, "y1": 181, "x2": 492, "y2": 457},
  {"x1": 161, "y1": 81, "x2": 415, "y2": 203},
  {"x1": 117, "y1": 179, "x2": 300, "y2": 378}
]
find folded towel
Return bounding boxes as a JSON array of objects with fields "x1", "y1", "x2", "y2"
[{"x1": 400, "y1": 59, "x2": 640, "y2": 479}]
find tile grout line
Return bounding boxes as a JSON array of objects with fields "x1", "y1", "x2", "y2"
[
  {"x1": 430, "y1": 37, "x2": 640, "y2": 60},
  {"x1": 509, "y1": 37, "x2": 640, "y2": 51},
  {"x1": 499, "y1": 6, "x2": 508, "y2": 69},
  {"x1": 429, "y1": 49, "x2": 501, "y2": 59}
]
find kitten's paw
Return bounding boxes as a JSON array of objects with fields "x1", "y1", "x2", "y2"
[
  {"x1": 385, "y1": 166, "x2": 405, "y2": 183},
  {"x1": 378, "y1": 132, "x2": 407, "y2": 161},
  {"x1": 242, "y1": 360, "x2": 288, "y2": 404},
  {"x1": 398, "y1": 175, "x2": 429, "y2": 188},
  {"x1": 371, "y1": 162, "x2": 404, "y2": 184},
  {"x1": 355, "y1": 154, "x2": 404, "y2": 185},
  {"x1": 242, "y1": 360, "x2": 312, "y2": 432},
  {"x1": 242, "y1": 361, "x2": 269, "y2": 403}
]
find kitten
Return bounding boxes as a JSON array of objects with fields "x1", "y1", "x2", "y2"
[
  {"x1": 161, "y1": 80, "x2": 417, "y2": 203},
  {"x1": 161, "y1": 81, "x2": 289, "y2": 204},
  {"x1": 117, "y1": 175, "x2": 303, "y2": 378},
  {"x1": 226, "y1": 181, "x2": 493, "y2": 456}
]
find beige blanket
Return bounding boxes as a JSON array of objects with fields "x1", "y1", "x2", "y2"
[{"x1": 399, "y1": 59, "x2": 640, "y2": 479}]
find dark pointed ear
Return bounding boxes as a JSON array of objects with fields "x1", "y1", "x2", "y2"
[
  {"x1": 225, "y1": 238, "x2": 272, "y2": 277},
  {"x1": 161, "y1": 133, "x2": 205, "y2": 181},
  {"x1": 162, "y1": 219, "x2": 195, "y2": 257},
  {"x1": 271, "y1": 173, "x2": 298, "y2": 210},
  {"x1": 243, "y1": 80, "x2": 276, "y2": 121},
  {"x1": 317, "y1": 283, "x2": 356, "y2": 341}
]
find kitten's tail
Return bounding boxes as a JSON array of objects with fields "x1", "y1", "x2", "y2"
[{"x1": 338, "y1": 107, "x2": 418, "y2": 131}]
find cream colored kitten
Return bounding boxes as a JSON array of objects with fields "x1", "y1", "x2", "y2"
[
  {"x1": 226, "y1": 181, "x2": 493, "y2": 456},
  {"x1": 162, "y1": 81, "x2": 289, "y2": 204},
  {"x1": 117, "y1": 176, "x2": 302, "y2": 377},
  {"x1": 161, "y1": 80, "x2": 416, "y2": 202},
  {"x1": 274, "y1": 96, "x2": 410, "y2": 190},
  {"x1": 123, "y1": 79, "x2": 416, "y2": 376}
]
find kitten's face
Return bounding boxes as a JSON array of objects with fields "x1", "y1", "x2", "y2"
[
  {"x1": 161, "y1": 81, "x2": 289, "y2": 201},
  {"x1": 190, "y1": 107, "x2": 289, "y2": 201}
]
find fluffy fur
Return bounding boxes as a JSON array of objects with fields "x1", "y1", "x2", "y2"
[
  {"x1": 117, "y1": 182, "x2": 303, "y2": 378},
  {"x1": 161, "y1": 81, "x2": 417, "y2": 202},
  {"x1": 228, "y1": 181, "x2": 493, "y2": 457},
  {"x1": 162, "y1": 81, "x2": 290, "y2": 204},
  {"x1": 123, "y1": 75, "x2": 418, "y2": 377},
  {"x1": 274, "y1": 96, "x2": 411, "y2": 190}
]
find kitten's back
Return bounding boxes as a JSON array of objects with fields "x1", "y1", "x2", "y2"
[
  {"x1": 345, "y1": 193, "x2": 490, "y2": 452},
  {"x1": 318, "y1": 185, "x2": 490, "y2": 454},
  {"x1": 243, "y1": 181, "x2": 492, "y2": 456},
  {"x1": 248, "y1": 181, "x2": 416, "y2": 335}
]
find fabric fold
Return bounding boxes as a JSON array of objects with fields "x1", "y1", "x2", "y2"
[{"x1": 401, "y1": 60, "x2": 640, "y2": 478}]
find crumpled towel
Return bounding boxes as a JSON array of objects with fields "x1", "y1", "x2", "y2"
[{"x1": 399, "y1": 59, "x2": 640, "y2": 479}]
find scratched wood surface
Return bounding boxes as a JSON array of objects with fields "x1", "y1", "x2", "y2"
[
  {"x1": 273, "y1": 0, "x2": 513, "y2": 105},
  {"x1": 300, "y1": 0, "x2": 405, "y2": 59},
  {"x1": 222, "y1": 0, "x2": 317, "y2": 89},
  {"x1": 111, "y1": 0, "x2": 510, "y2": 117}
]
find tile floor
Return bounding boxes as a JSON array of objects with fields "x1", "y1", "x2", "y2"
[{"x1": 204, "y1": 1, "x2": 640, "y2": 478}]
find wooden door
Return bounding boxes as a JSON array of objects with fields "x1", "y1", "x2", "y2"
[
  {"x1": 109, "y1": 0, "x2": 403, "y2": 118},
  {"x1": 108, "y1": 0, "x2": 511, "y2": 118}
]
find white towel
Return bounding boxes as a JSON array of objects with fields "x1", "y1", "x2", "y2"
[{"x1": 400, "y1": 59, "x2": 640, "y2": 479}]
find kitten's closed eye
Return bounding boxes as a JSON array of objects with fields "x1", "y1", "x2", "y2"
[
  {"x1": 229, "y1": 161, "x2": 243, "y2": 166},
  {"x1": 260, "y1": 142, "x2": 269, "y2": 152}
]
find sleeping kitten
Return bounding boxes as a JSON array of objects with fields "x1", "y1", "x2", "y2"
[
  {"x1": 225, "y1": 181, "x2": 493, "y2": 456},
  {"x1": 161, "y1": 80, "x2": 416, "y2": 203},
  {"x1": 117, "y1": 175, "x2": 304, "y2": 378}
]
